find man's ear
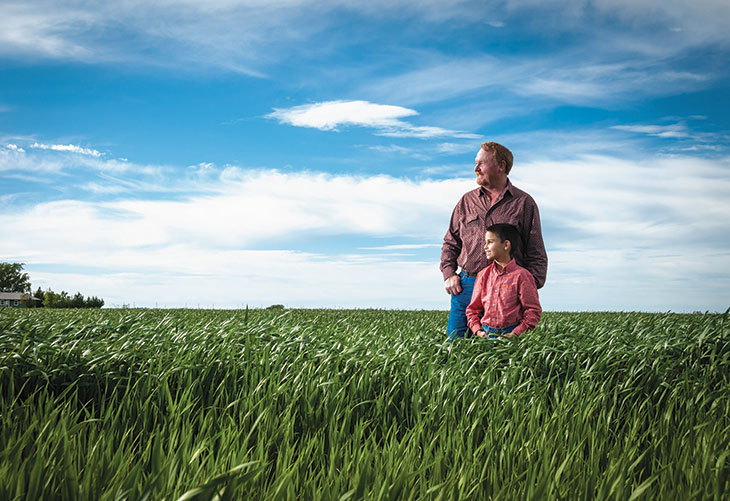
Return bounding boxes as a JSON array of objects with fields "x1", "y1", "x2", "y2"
[{"x1": 504, "y1": 239, "x2": 512, "y2": 252}]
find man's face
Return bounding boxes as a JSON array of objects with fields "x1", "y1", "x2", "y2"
[{"x1": 474, "y1": 149, "x2": 505, "y2": 187}]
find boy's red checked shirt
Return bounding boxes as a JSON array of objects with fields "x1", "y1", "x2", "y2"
[{"x1": 465, "y1": 259, "x2": 542, "y2": 336}]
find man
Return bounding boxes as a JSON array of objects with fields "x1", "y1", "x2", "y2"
[{"x1": 441, "y1": 142, "x2": 547, "y2": 340}]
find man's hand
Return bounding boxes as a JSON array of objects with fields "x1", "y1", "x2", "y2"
[
  {"x1": 444, "y1": 274, "x2": 462, "y2": 295},
  {"x1": 476, "y1": 330, "x2": 487, "y2": 338}
]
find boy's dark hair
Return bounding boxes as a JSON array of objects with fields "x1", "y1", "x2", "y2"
[{"x1": 486, "y1": 223, "x2": 522, "y2": 258}]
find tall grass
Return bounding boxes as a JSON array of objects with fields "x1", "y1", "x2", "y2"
[{"x1": 1, "y1": 308, "x2": 729, "y2": 499}]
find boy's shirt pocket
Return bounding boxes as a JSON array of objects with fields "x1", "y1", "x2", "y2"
[{"x1": 496, "y1": 276, "x2": 520, "y2": 305}]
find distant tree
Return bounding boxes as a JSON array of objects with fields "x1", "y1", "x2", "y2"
[
  {"x1": 0, "y1": 262, "x2": 31, "y2": 293},
  {"x1": 43, "y1": 290, "x2": 72, "y2": 308},
  {"x1": 85, "y1": 296, "x2": 105, "y2": 308},
  {"x1": 42, "y1": 290, "x2": 56, "y2": 308},
  {"x1": 43, "y1": 290, "x2": 58, "y2": 308},
  {"x1": 266, "y1": 304, "x2": 286, "y2": 310},
  {"x1": 34, "y1": 287, "x2": 45, "y2": 306},
  {"x1": 41, "y1": 288, "x2": 104, "y2": 308},
  {"x1": 72, "y1": 292, "x2": 85, "y2": 308}
]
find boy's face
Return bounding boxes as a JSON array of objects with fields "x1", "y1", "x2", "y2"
[{"x1": 484, "y1": 231, "x2": 510, "y2": 262}]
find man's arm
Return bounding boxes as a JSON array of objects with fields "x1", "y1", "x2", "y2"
[
  {"x1": 441, "y1": 199, "x2": 464, "y2": 293},
  {"x1": 522, "y1": 198, "x2": 548, "y2": 289}
]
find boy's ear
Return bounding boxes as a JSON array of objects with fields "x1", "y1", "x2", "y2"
[{"x1": 504, "y1": 239, "x2": 512, "y2": 251}]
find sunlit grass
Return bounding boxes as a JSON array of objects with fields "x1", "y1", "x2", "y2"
[{"x1": 1, "y1": 308, "x2": 729, "y2": 499}]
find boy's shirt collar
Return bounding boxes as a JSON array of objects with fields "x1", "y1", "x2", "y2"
[{"x1": 490, "y1": 258, "x2": 518, "y2": 275}]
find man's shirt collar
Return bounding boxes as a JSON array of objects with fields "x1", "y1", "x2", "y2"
[{"x1": 479, "y1": 178, "x2": 512, "y2": 203}]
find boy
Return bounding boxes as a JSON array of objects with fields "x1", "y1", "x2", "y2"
[{"x1": 464, "y1": 223, "x2": 542, "y2": 340}]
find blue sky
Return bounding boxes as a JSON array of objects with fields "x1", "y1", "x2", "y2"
[{"x1": 1, "y1": 0, "x2": 729, "y2": 311}]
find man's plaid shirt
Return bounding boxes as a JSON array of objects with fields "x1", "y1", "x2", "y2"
[{"x1": 440, "y1": 180, "x2": 548, "y2": 288}]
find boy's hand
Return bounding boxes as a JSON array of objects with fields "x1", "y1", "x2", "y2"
[{"x1": 475, "y1": 329, "x2": 486, "y2": 338}]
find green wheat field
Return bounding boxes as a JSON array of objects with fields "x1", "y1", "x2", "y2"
[{"x1": 1, "y1": 308, "x2": 729, "y2": 500}]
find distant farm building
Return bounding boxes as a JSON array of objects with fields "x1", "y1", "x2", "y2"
[{"x1": 0, "y1": 292, "x2": 38, "y2": 308}]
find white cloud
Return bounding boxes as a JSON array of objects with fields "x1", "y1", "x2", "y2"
[
  {"x1": 268, "y1": 100, "x2": 417, "y2": 131},
  {"x1": 268, "y1": 100, "x2": 478, "y2": 139},
  {"x1": 517, "y1": 153, "x2": 730, "y2": 230},
  {"x1": 30, "y1": 142, "x2": 102, "y2": 157},
  {"x1": 513, "y1": 153, "x2": 730, "y2": 307},
  {"x1": 1, "y1": 168, "x2": 467, "y2": 256},
  {"x1": 2, "y1": 170, "x2": 469, "y2": 308},
  {"x1": 3, "y1": 142, "x2": 729, "y2": 311}
]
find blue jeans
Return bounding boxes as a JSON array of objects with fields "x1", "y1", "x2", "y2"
[
  {"x1": 446, "y1": 272, "x2": 476, "y2": 341},
  {"x1": 481, "y1": 323, "x2": 519, "y2": 340}
]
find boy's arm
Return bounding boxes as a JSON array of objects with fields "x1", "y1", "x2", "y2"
[
  {"x1": 465, "y1": 272, "x2": 485, "y2": 335},
  {"x1": 511, "y1": 270, "x2": 542, "y2": 336}
]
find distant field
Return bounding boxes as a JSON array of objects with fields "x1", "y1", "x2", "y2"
[{"x1": 1, "y1": 308, "x2": 729, "y2": 500}]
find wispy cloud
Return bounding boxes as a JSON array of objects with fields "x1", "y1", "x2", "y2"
[
  {"x1": 611, "y1": 123, "x2": 689, "y2": 139},
  {"x1": 1, "y1": 141, "x2": 172, "y2": 186},
  {"x1": 268, "y1": 100, "x2": 478, "y2": 139},
  {"x1": 360, "y1": 244, "x2": 441, "y2": 250},
  {"x1": 361, "y1": 53, "x2": 712, "y2": 114},
  {"x1": 0, "y1": 0, "x2": 500, "y2": 75},
  {"x1": 1, "y1": 143, "x2": 65, "y2": 175},
  {"x1": 437, "y1": 142, "x2": 476, "y2": 155},
  {"x1": 30, "y1": 142, "x2": 102, "y2": 157},
  {"x1": 367, "y1": 144, "x2": 432, "y2": 161},
  {"x1": 2, "y1": 1, "x2": 728, "y2": 67}
]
